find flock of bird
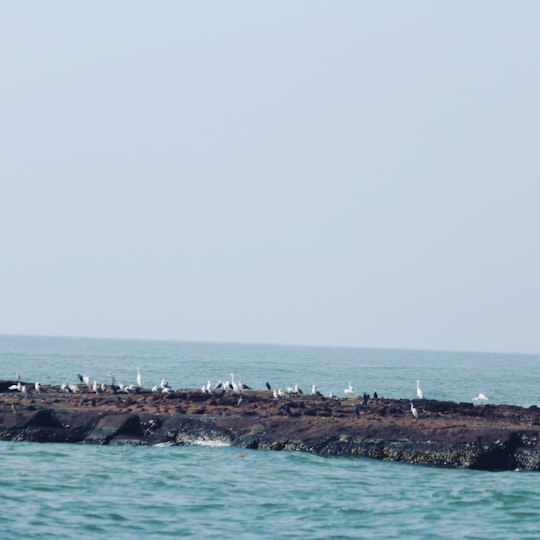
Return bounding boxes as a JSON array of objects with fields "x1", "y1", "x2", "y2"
[{"x1": 6, "y1": 371, "x2": 489, "y2": 421}]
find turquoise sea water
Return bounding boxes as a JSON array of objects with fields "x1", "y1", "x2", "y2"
[{"x1": 1, "y1": 335, "x2": 540, "y2": 539}]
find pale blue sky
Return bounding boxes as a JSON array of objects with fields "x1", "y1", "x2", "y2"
[{"x1": 1, "y1": 2, "x2": 539, "y2": 353}]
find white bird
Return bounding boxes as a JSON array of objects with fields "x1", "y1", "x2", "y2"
[
  {"x1": 20, "y1": 385, "x2": 27, "y2": 397},
  {"x1": 136, "y1": 367, "x2": 142, "y2": 388},
  {"x1": 230, "y1": 373, "x2": 239, "y2": 393},
  {"x1": 311, "y1": 384, "x2": 322, "y2": 396},
  {"x1": 416, "y1": 380, "x2": 424, "y2": 400},
  {"x1": 8, "y1": 382, "x2": 22, "y2": 391},
  {"x1": 410, "y1": 401, "x2": 419, "y2": 421},
  {"x1": 34, "y1": 382, "x2": 41, "y2": 393},
  {"x1": 344, "y1": 382, "x2": 354, "y2": 396},
  {"x1": 160, "y1": 378, "x2": 170, "y2": 389},
  {"x1": 162, "y1": 386, "x2": 171, "y2": 394},
  {"x1": 294, "y1": 384, "x2": 303, "y2": 394},
  {"x1": 151, "y1": 385, "x2": 159, "y2": 393},
  {"x1": 472, "y1": 393, "x2": 488, "y2": 404},
  {"x1": 273, "y1": 389, "x2": 280, "y2": 400}
]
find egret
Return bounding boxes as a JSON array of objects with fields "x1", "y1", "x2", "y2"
[
  {"x1": 472, "y1": 393, "x2": 488, "y2": 404},
  {"x1": 410, "y1": 401, "x2": 419, "y2": 421},
  {"x1": 136, "y1": 367, "x2": 142, "y2": 388},
  {"x1": 416, "y1": 380, "x2": 424, "y2": 400},
  {"x1": 344, "y1": 382, "x2": 354, "y2": 396}
]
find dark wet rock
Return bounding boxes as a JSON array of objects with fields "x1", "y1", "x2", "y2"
[{"x1": 1, "y1": 382, "x2": 540, "y2": 471}]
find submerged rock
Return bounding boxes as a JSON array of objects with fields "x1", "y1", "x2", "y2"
[{"x1": 1, "y1": 381, "x2": 539, "y2": 471}]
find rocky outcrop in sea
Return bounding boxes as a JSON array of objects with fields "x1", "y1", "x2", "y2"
[{"x1": 1, "y1": 380, "x2": 539, "y2": 471}]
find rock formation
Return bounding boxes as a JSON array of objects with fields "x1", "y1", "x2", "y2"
[{"x1": 1, "y1": 380, "x2": 539, "y2": 471}]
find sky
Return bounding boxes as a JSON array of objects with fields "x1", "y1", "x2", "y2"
[{"x1": 1, "y1": 2, "x2": 539, "y2": 354}]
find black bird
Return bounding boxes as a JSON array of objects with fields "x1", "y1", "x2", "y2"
[
  {"x1": 373, "y1": 390, "x2": 378, "y2": 400},
  {"x1": 77, "y1": 374, "x2": 84, "y2": 383},
  {"x1": 265, "y1": 382, "x2": 271, "y2": 391},
  {"x1": 353, "y1": 404, "x2": 360, "y2": 416}
]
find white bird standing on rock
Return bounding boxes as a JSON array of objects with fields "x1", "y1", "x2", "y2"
[
  {"x1": 136, "y1": 367, "x2": 142, "y2": 388},
  {"x1": 472, "y1": 393, "x2": 488, "y2": 404},
  {"x1": 416, "y1": 380, "x2": 424, "y2": 400},
  {"x1": 344, "y1": 382, "x2": 354, "y2": 396},
  {"x1": 410, "y1": 401, "x2": 419, "y2": 421}
]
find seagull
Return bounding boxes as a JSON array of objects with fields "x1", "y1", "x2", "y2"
[
  {"x1": 416, "y1": 380, "x2": 425, "y2": 400},
  {"x1": 34, "y1": 382, "x2": 42, "y2": 393},
  {"x1": 294, "y1": 384, "x2": 304, "y2": 395},
  {"x1": 472, "y1": 393, "x2": 488, "y2": 404},
  {"x1": 311, "y1": 384, "x2": 322, "y2": 396},
  {"x1": 410, "y1": 401, "x2": 419, "y2": 421},
  {"x1": 238, "y1": 380, "x2": 251, "y2": 392},
  {"x1": 344, "y1": 382, "x2": 354, "y2": 396},
  {"x1": 136, "y1": 367, "x2": 142, "y2": 388},
  {"x1": 8, "y1": 382, "x2": 22, "y2": 391}
]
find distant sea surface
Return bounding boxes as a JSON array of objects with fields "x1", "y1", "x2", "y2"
[{"x1": 1, "y1": 335, "x2": 540, "y2": 539}]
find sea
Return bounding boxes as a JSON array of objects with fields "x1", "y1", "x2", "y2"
[{"x1": 1, "y1": 334, "x2": 540, "y2": 539}]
